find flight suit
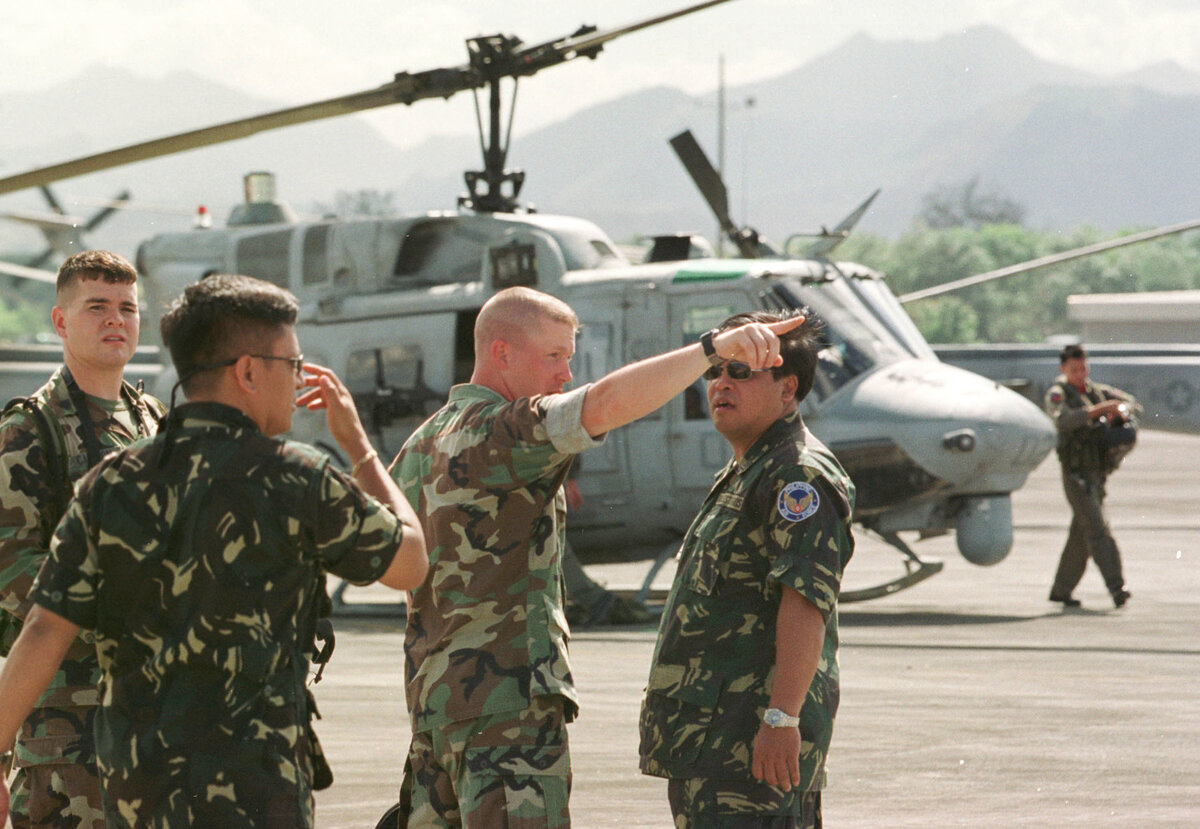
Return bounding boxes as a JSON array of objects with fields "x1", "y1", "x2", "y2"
[
  {"x1": 1045, "y1": 375, "x2": 1141, "y2": 601},
  {"x1": 0, "y1": 367, "x2": 163, "y2": 829},
  {"x1": 28, "y1": 401, "x2": 405, "y2": 828},
  {"x1": 391, "y1": 383, "x2": 602, "y2": 828},
  {"x1": 639, "y1": 412, "x2": 855, "y2": 828}
]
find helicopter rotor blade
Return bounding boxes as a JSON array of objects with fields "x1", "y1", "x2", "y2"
[
  {"x1": 0, "y1": 260, "x2": 58, "y2": 285},
  {"x1": 669, "y1": 130, "x2": 734, "y2": 234},
  {"x1": 669, "y1": 129, "x2": 775, "y2": 259},
  {"x1": 0, "y1": 0, "x2": 736, "y2": 199},
  {"x1": 899, "y1": 217, "x2": 1200, "y2": 303}
]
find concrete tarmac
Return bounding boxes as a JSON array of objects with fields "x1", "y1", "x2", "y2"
[{"x1": 315, "y1": 429, "x2": 1200, "y2": 827}]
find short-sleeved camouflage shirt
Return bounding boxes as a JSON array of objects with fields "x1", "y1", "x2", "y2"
[
  {"x1": 639, "y1": 411, "x2": 855, "y2": 791},
  {"x1": 30, "y1": 401, "x2": 405, "y2": 828},
  {"x1": 0, "y1": 366, "x2": 163, "y2": 765},
  {"x1": 392, "y1": 383, "x2": 602, "y2": 732}
]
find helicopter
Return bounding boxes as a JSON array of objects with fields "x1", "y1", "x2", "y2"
[{"x1": 0, "y1": 0, "x2": 1099, "y2": 602}]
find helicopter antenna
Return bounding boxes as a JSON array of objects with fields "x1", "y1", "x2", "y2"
[{"x1": 0, "y1": 0, "x2": 736, "y2": 208}]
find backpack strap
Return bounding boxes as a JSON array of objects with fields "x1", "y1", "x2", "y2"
[{"x1": 2, "y1": 396, "x2": 70, "y2": 530}]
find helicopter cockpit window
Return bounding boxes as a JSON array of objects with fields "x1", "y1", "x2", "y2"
[
  {"x1": 546, "y1": 232, "x2": 625, "y2": 271},
  {"x1": 302, "y1": 224, "x2": 331, "y2": 285},
  {"x1": 235, "y1": 230, "x2": 291, "y2": 288},
  {"x1": 392, "y1": 218, "x2": 486, "y2": 285},
  {"x1": 776, "y1": 278, "x2": 909, "y2": 400}
]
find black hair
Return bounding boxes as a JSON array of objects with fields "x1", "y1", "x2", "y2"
[
  {"x1": 716, "y1": 309, "x2": 823, "y2": 402},
  {"x1": 1059, "y1": 343, "x2": 1087, "y2": 364},
  {"x1": 160, "y1": 274, "x2": 298, "y2": 395}
]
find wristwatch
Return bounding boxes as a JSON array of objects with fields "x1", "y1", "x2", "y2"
[
  {"x1": 763, "y1": 707, "x2": 800, "y2": 728},
  {"x1": 699, "y1": 328, "x2": 723, "y2": 366}
]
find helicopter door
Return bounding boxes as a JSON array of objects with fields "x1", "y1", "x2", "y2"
[
  {"x1": 571, "y1": 292, "x2": 633, "y2": 512},
  {"x1": 666, "y1": 288, "x2": 749, "y2": 506}
]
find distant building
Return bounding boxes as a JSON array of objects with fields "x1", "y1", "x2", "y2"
[{"x1": 1068, "y1": 290, "x2": 1200, "y2": 344}]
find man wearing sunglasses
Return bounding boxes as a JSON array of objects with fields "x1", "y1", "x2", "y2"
[
  {"x1": 0, "y1": 274, "x2": 428, "y2": 827},
  {"x1": 390, "y1": 287, "x2": 802, "y2": 827},
  {"x1": 639, "y1": 310, "x2": 856, "y2": 829}
]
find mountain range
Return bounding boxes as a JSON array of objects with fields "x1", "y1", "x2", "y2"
[{"x1": 3, "y1": 24, "x2": 1200, "y2": 259}]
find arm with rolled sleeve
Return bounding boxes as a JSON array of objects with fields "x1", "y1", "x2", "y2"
[{"x1": 752, "y1": 476, "x2": 849, "y2": 791}]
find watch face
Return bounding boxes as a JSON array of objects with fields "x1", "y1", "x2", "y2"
[{"x1": 764, "y1": 709, "x2": 782, "y2": 726}]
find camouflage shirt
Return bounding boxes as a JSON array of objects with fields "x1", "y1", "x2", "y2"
[
  {"x1": 29, "y1": 401, "x2": 405, "y2": 828},
  {"x1": 1045, "y1": 376, "x2": 1142, "y2": 474},
  {"x1": 392, "y1": 383, "x2": 603, "y2": 732},
  {"x1": 639, "y1": 411, "x2": 855, "y2": 790},
  {"x1": 0, "y1": 366, "x2": 162, "y2": 765}
]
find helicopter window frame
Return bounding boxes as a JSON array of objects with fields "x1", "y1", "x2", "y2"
[
  {"x1": 234, "y1": 229, "x2": 292, "y2": 288},
  {"x1": 302, "y1": 223, "x2": 332, "y2": 286},
  {"x1": 390, "y1": 218, "x2": 488, "y2": 287}
]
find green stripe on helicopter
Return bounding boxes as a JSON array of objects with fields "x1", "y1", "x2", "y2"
[{"x1": 670, "y1": 262, "x2": 751, "y2": 282}]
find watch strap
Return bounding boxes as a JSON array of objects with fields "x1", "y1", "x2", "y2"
[{"x1": 700, "y1": 329, "x2": 723, "y2": 366}]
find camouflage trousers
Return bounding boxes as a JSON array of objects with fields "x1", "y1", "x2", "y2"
[
  {"x1": 398, "y1": 695, "x2": 572, "y2": 828},
  {"x1": 666, "y1": 778, "x2": 821, "y2": 829},
  {"x1": 9, "y1": 704, "x2": 104, "y2": 829}
]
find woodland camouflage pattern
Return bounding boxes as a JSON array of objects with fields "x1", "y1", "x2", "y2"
[
  {"x1": 400, "y1": 695, "x2": 571, "y2": 827},
  {"x1": 640, "y1": 412, "x2": 855, "y2": 803},
  {"x1": 391, "y1": 383, "x2": 600, "y2": 733},
  {"x1": 0, "y1": 366, "x2": 163, "y2": 828},
  {"x1": 29, "y1": 401, "x2": 404, "y2": 828}
]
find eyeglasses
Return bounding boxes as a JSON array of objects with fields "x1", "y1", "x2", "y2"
[
  {"x1": 251, "y1": 353, "x2": 305, "y2": 378},
  {"x1": 703, "y1": 361, "x2": 774, "y2": 381}
]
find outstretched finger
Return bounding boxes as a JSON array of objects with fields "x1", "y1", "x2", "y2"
[{"x1": 766, "y1": 315, "x2": 806, "y2": 335}]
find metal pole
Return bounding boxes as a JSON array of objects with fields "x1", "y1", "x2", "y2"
[{"x1": 716, "y1": 54, "x2": 726, "y2": 257}]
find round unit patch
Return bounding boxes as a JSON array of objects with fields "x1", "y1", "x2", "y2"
[{"x1": 777, "y1": 481, "x2": 819, "y2": 522}]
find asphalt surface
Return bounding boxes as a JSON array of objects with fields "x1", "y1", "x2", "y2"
[{"x1": 315, "y1": 429, "x2": 1200, "y2": 827}]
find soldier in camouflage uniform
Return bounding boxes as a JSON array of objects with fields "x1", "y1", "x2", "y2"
[
  {"x1": 1045, "y1": 343, "x2": 1141, "y2": 609},
  {"x1": 0, "y1": 274, "x2": 427, "y2": 828},
  {"x1": 0, "y1": 250, "x2": 164, "y2": 829},
  {"x1": 639, "y1": 311, "x2": 855, "y2": 829},
  {"x1": 389, "y1": 287, "x2": 803, "y2": 827}
]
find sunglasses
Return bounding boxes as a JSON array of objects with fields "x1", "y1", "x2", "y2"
[
  {"x1": 703, "y1": 361, "x2": 774, "y2": 381},
  {"x1": 251, "y1": 353, "x2": 306, "y2": 378}
]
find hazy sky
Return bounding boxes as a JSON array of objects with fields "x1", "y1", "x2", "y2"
[{"x1": 6, "y1": 0, "x2": 1200, "y2": 151}]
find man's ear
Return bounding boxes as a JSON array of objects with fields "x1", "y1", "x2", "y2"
[
  {"x1": 780, "y1": 373, "x2": 799, "y2": 404},
  {"x1": 50, "y1": 306, "x2": 67, "y2": 339},
  {"x1": 231, "y1": 354, "x2": 258, "y2": 393},
  {"x1": 490, "y1": 338, "x2": 510, "y2": 369}
]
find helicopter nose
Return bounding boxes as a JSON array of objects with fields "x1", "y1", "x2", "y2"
[{"x1": 814, "y1": 358, "x2": 1056, "y2": 491}]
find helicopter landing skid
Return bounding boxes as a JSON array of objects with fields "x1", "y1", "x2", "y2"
[{"x1": 841, "y1": 530, "x2": 943, "y2": 603}]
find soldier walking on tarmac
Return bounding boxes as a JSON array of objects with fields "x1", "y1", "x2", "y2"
[{"x1": 1045, "y1": 343, "x2": 1141, "y2": 609}]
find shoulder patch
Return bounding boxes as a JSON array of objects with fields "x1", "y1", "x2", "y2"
[
  {"x1": 1048, "y1": 389, "x2": 1063, "y2": 405},
  {"x1": 777, "y1": 480, "x2": 819, "y2": 522}
]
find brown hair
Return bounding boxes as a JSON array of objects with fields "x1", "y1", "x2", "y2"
[{"x1": 55, "y1": 250, "x2": 138, "y2": 297}]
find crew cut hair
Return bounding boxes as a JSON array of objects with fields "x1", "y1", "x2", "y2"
[
  {"x1": 716, "y1": 309, "x2": 823, "y2": 402},
  {"x1": 56, "y1": 250, "x2": 138, "y2": 297},
  {"x1": 473, "y1": 286, "x2": 578, "y2": 357},
  {"x1": 161, "y1": 274, "x2": 299, "y2": 394},
  {"x1": 1059, "y1": 343, "x2": 1087, "y2": 364}
]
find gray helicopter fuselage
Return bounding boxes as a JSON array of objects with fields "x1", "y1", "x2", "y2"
[{"x1": 135, "y1": 207, "x2": 1054, "y2": 566}]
